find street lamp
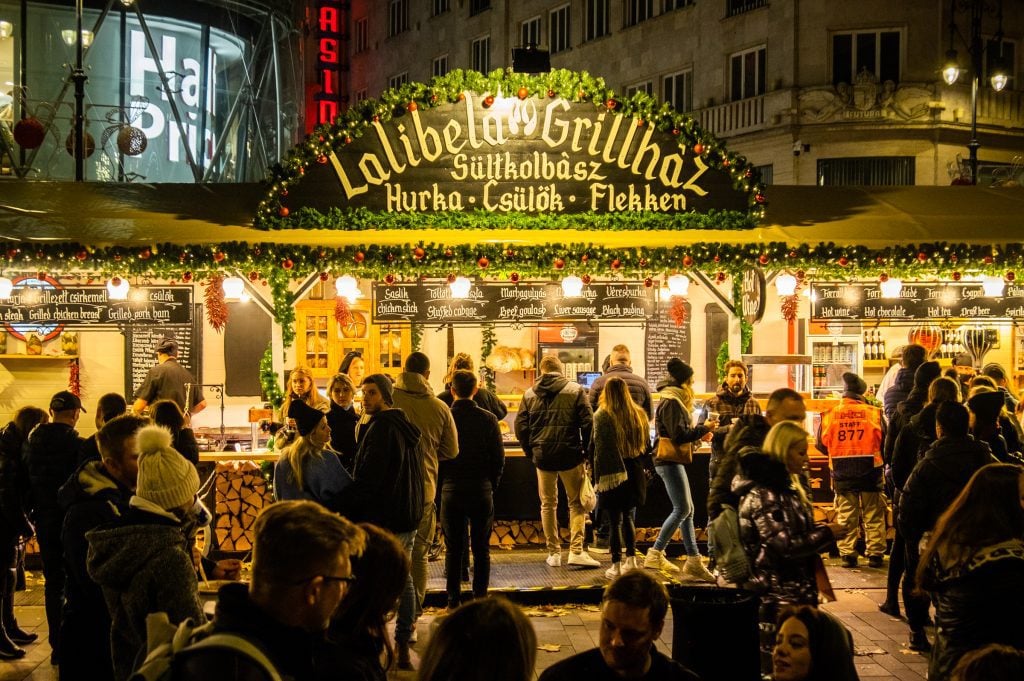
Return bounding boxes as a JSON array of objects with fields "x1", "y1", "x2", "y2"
[{"x1": 941, "y1": 0, "x2": 1009, "y2": 185}]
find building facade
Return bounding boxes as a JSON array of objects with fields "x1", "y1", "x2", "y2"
[{"x1": 343, "y1": 0, "x2": 1023, "y2": 186}]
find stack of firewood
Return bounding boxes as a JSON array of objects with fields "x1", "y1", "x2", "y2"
[{"x1": 214, "y1": 461, "x2": 271, "y2": 553}]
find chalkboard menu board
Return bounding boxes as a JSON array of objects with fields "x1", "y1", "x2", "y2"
[
  {"x1": 372, "y1": 281, "x2": 655, "y2": 324},
  {"x1": 0, "y1": 284, "x2": 194, "y2": 329},
  {"x1": 124, "y1": 304, "x2": 203, "y2": 399},
  {"x1": 645, "y1": 300, "x2": 691, "y2": 383},
  {"x1": 811, "y1": 282, "x2": 1024, "y2": 321}
]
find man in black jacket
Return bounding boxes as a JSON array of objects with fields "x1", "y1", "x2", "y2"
[
  {"x1": 898, "y1": 401, "x2": 996, "y2": 651},
  {"x1": 883, "y1": 344, "x2": 927, "y2": 422},
  {"x1": 58, "y1": 414, "x2": 145, "y2": 681},
  {"x1": 22, "y1": 389, "x2": 86, "y2": 664},
  {"x1": 440, "y1": 370, "x2": 504, "y2": 609},
  {"x1": 336, "y1": 373, "x2": 423, "y2": 670},
  {"x1": 515, "y1": 355, "x2": 597, "y2": 569}
]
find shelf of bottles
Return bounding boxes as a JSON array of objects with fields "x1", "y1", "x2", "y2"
[
  {"x1": 811, "y1": 338, "x2": 860, "y2": 396},
  {"x1": 863, "y1": 330, "x2": 887, "y2": 362},
  {"x1": 934, "y1": 330, "x2": 967, "y2": 360}
]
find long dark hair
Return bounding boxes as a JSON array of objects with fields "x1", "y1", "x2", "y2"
[
  {"x1": 917, "y1": 463, "x2": 1024, "y2": 590},
  {"x1": 774, "y1": 605, "x2": 859, "y2": 681},
  {"x1": 330, "y1": 523, "x2": 410, "y2": 671}
]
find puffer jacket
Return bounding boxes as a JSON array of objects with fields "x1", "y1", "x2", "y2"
[
  {"x1": 515, "y1": 373, "x2": 593, "y2": 472},
  {"x1": 392, "y1": 371, "x2": 458, "y2": 501},
  {"x1": 883, "y1": 366, "x2": 916, "y2": 422},
  {"x1": 653, "y1": 381, "x2": 710, "y2": 468},
  {"x1": 0, "y1": 421, "x2": 32, "y2": 538},
  {"x1": 889, "y1": 402, "x2": 942, "y2": 501},
  {"x1": 733, "y1": 450, "x2": 834, "y2": 608},
  {"x1": 23, "y1": 421, "x2": 84, "y2": 522},
  {"x1": 898, "y1": 435, "x2": 996, "y2": 548},
  {"x1": 86, "y1": 501, "x2": 203, "y2": 681},
  {"x1": 920, "y1": 539, "x2": 1024, "y2": 681},
  {"x1": 588, "y1": 364, "x2": 653, "y2": 418}
]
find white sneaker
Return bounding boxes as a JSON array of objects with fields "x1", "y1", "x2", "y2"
[
  {"x1": 545, "y1": 553, "x2": 562, "y2": 567},
  {"x1": 567, "y1": 551, "x2": 601, "y2": 568},
  {"x1": 644, "y1": 548, "x2": 681, "y2": 573},
  {"x1": 604, "y1": 562, "x2": 622, "y2": 580},
  {"x1": 622, "y1": 556, "x2": 638, "y2": 573},
  {"x1": 683, "y1": 556, "x2": 717, "y2": 583}
]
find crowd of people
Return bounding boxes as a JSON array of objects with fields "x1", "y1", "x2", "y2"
[{"x1": 0, "y1": 336, "x2": 1021, "y2": 681}]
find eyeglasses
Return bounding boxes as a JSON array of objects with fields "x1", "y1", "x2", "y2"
[{"x1": 290, "y1": 574, "x2": 356, "y2": 586}]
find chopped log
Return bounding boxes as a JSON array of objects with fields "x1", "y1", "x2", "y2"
[{"x1": 234, "y1": 536, "x2": 252, "y2": 552}]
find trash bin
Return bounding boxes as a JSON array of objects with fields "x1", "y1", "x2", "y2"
[{"x1": 669, "y1": 585, "x2": 760, "y2": 681}]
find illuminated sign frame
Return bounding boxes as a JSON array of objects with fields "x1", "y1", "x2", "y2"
[{"x1": 313, "y1": 0, "x2": 344, "y2": 128}]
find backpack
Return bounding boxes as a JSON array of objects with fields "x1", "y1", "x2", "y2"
[
  {"x1": 130, "y1": 612, "x2": 282, "y2": 681},
  {"x1": 707, "y1": 504, "x2": 751, "y2": 584}
]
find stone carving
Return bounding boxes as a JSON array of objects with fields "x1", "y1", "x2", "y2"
[{"x1": 800, "y1": 68, "x2": 934, "y2": 122}]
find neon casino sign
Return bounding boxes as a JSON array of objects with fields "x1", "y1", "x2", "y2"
[{"x1": 313, "y1": 0, "x2": 344, "y2": 127}]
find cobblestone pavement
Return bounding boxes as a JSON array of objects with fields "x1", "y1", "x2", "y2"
[{"x1": 2, "y1": 553, "x2": 928, "y2": 680}]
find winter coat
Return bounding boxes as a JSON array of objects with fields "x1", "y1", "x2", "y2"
[
  {"x1": 209, "y1": 582, "x2": 330, "y2": 681},
  {"x1": 336, "y1": 409, "x2": 424, "y2": 534},
  {"x1": 0, "y1": 421, "x2": 33, "y2": 538},
  {"x1": 273, "y1": 446, "x2": 353, "y2": 508},
  {"x1": 438, "y1": 385, "x2": 509, "y2": 420},
  {"x1": 592, "y1": 409, "x2": 646, "y2": 510},
  {"x1": 588, "y1": 364, "x2": 654, "y2": 418},
  {"x1": 705, "y1": 383, "x2": 763, "y2": 464},
  {"x1": 392, "y1": 371, "x2": 458, "y2": 501},
  {"x1": 58, "y1": 459, "x2": 132, "y2": 679},
  {"x1": 882, "y1": 385, "x2": 928, "y2": 468},
  {"x1": 23, "y1": 421, "x2": 84, "y2": 523},
  {"x1": 733, "y1": 450, "x2": 834, "y2": 608},
  {"x1": 920, "y1": 539, "x2": 1024, "y2": 681},
  {"x1": 515, "y1": 373, "x2": 593, "y2": 472},
  {"x1": 889, "y1": 402, "x2": 941, "y2": 501},
  {"x1": 441, "y1": 400, "x2": 505, "y2": 492},
  {"x1": 86, "y1": 502, "x2": 203, "y2": 681},
  {"x1": 78, "y1": 434, "x2": 102, "y2": 466},
  {"x1": 898, "y1": 435, "x2": 996, "y2": 548},
  {"x1": 883, "y1": 366, "x2": 916, "y2": 422},
  {"x1": 653, "y1": 383, "x2": 709, "y2": 468},
  {"x1": 327, "y1": 402, "x2": 359, "y2": 468}
]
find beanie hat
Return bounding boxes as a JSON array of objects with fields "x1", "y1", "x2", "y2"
[
  {"x1": 363, "y1": 373, "x2": 394, "y2": 405},
  {"x1": 967, "y1": 389, "x2": 1004, "y2": 423},
  {"x1": 666, "y1": 358, "x2": 694, "y2": 386},
  {"x1": 842, "y1": 372, "x2": 867, "y2": 396},
  {"x1": 136, "y1": 425, "x2": 199, "y2": 511},
  {"x1": 288, "y1": 399, "x2": 325, "y2": 437},
  {"x1": 913, "y1": 360, "x2": 942, "y2": 390}
]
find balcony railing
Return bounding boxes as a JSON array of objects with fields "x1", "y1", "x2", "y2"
[
  {"x1": 698, "y1": 96, "x2": 766, "y2": 137},
  {"x1": 726, "y1": 0, "x2": 768, "y2": 18}
]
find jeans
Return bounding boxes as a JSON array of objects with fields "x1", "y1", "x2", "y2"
[
  {"x1": 394, "y1": 530, "x2": 416, "y2": 645},
  {"x1": 440, "y1": 485, "x2": 493, "y2": 607},
  {"x1": 653, "y1": 464, "x2": 699, "y2": 556},
  {"x1": 536, "y1": 464, "x2": 586, "y2": 554},
  {"x1": 411, "y1": 501, "x2": 435, "y2": 612}
]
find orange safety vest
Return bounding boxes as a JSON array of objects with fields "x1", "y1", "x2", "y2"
[{"x1": 819, "y1": 398, "x2": 883, "y2": 467}]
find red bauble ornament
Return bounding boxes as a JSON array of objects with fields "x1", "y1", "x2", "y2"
[
  {"x1": 483, "y1": 95, "x2": 495, "y2": 107},
  {"x1": 671, "y1": 128, "x2": 680, "y2": 136},
  {"x1": 384, "y1": 274, "x2": 395, "y2": 285},
  {"x1": 715, "y1": 271, "x2": 726, "y2": 283},
  {"x1": 553, "y1": 258, "x2": 565, "y2": 270},
  {"x1": 278, "y1": 206, "x2": 290, "y2": 217},
  {"x1": 113, "y1": 255, "x2": 122, "y2": 262},
  {"x1": 692, "y1": 143, "x2": 704, "y2": 155},
  {"x1": 13, "y1": 117, "x2": 45, "y2": 149},
  {"x1": 790, "y1": 250, "x2": 799, "y2": 259},
  {"x1": 838, "y1": 256, "x2": 849, "y2": 267},
  {"x1": 280, "y1": 188, "x2": 288, "y2": 196},
  {"x1": 505, "y1": 248, "x2": 515, "y2": 258},
  {"x1": 517, "y1": 87, "x2": 529, "y2": 100},
  {"x1": 413, "y1": 247, "x2": 426, "y2": 260},
  {"x1": 581, "y1": 254, "x2": 589, "y2": 263},
  {"x1": 75, "y1": 250, "x2": 88, "y2": 261},
  {"x1": 354, "y1": 251, "x2": 365, "y2": 263},
  {"x1": 372, "y1": 115, "x2": 380, "y2": 122},
  {"x1": 712, "y1": 255, "x2": 721, "y2": 263},
  {"x1": 581, "y1": 274, "x2": 592, "y2": 285},
  {"x1": 641, "y1": 277, "x2": 653, "y2": 289},
  {"x1": 407, "y1": 101, "x2": 418, "y2": 112},
  {"x1": 605, "y1": 99, "x2": 617, "y2": 110},
  {"x1": 248, "y1": 271, "x2": 260, "y2": 282},
  {"x1": 723, "y1": 158, "x2": 731, "y2": 167},
  {"x1": 319, "y1": 271, "x2": 329, "y2": 282},
  {"x1": 611, "y1": 259, "x2": 622, "y2": 270},
  {"x1": 547, "y1": 89, "x2": 556, "y2": 98},
  {"x1": 755, "y1": 193, "x2": 766, "y2": 204},
  {"x1": 510, "y1": 272, "x2": 520, "y2": 283},
  {"x1": 758, "y1": 254, "x2": 769, "y2": 265},
  {"x1": 386, "y1": 253, "x2": 395, "y2": 263},
  {"x1": 110, "y1": 276, "x2": 122, "y2": 287},
  {"x1": 636, "y1": 119, "x2": 644, "y2": 127},
  {"x1": 213, "y1": 251, "x2": 225, "y2": 263},
  {"x1": 317, "y1": 154, "x2": 327, "y2": 164},
  {"x1": 875, "y1": 256, "x2": 885, "y2": 265},
  {"x1": 879, "y1": 273, "x2": 889, "y2": 282},
  {"x1": 281, "y1": 258, "x2": 294, "y2": 270},
  {"x1": 1007, "y1": 271, "x2": 1016, "y2": 282},
  {"x1": 139, "y1": 248, "x2": 151, "y2": 260},
  {"x1": 638, "y1": 258, "x2": 648, "y2": 268},
  {"x1": 456, "y1": 93, "x2": 465, "y2": 101},
  {"x1": 952, "y1": 271, "x2": 962, "y2": 281},
  {"x1": 682, "y1": 255, "x2": 694, "y2": 267},
  {"x1": 984, "y1": 255, "x2": 994, "y2": 264},
  {"x1": 5, "y1": 248, "x2": 18, "y2": 259},
  {"x1": 477, "y1": 256, "x2": 490, "y2": 269},
  {"x1": 446, "y1": 273, "x2": 456, "y2": 283},
  {"x1": 796, "y1": 269, "x2": 806, "y2": 280},
  {"x1": 950, "y1": 254, "x2": 958, "y2": 263},
  {"x1": 917, "y1": 252, "x2": 928, "y2": 263},
  {"x1": 344, "y1": 136, "x2": 352, "y2": 144}
]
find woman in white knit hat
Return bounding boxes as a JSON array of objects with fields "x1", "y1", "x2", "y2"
[{"x1": 86, "y1": 424, "x2": 205, "y2": 681}]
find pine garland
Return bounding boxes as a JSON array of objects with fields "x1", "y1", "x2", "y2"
[
  {"x1": 259, "y1": 343, "x2": 284, "y2": 409},
  {"x1": 481, "y1": 323, "x2": 497, "y2": 392}
]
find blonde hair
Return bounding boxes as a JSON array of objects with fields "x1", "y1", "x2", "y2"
[
  {"x1": 281, "y1": 366, "x2": 330, "y2": 419},
  {"x1": 676, "y1": 379, "x2": 695, "y2": 411},
  {"x1": 598, "y1": 377, "x2": 649, "y2": 458},
  {"x1": 281, "y1": 432, "x2": 330, "y2": 491},
  {"x1": 762, "y1": 420, "x2": 812, "y2": 509}
]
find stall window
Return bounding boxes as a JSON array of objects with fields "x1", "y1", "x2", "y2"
[
  {"x1": 625, "y1": 0, "x2": 654, "y2": 27},
  {"x1": 831, "y1": 29, "x2": 901, "y2": 86},
  {"x1": 730, "y1": 45, "x2": 766, "y2": 101},
  {"x1": 521, "y1": 16, "x2": 541, "y2": 48},
  {"x1": 664, "y1": 70, "x2": 693, "y2": 112},
  {"x1": 471, "y1": 35, "x2": 490, "y2": 73},
  {"x1": 550, "y1": 5, "x2": 571, "y2": 54},
  {"x1": 432, "y1": 54, "x2": 449, "y2": 78},
  {"x1": 817, "y1": 157, "x2": 915, "y2": 186},
  {"x1": 585, "y1": 0, "x2": 609, "y2": 41}
]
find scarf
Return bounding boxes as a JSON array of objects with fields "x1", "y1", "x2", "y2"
[{"x1": 593, "y1": 410, "x2": 631, "y2": 492}]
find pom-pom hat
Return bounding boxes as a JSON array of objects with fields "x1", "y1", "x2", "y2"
[{"x1": 135, "y1": 425, "x2": 199, "y2": 511}]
